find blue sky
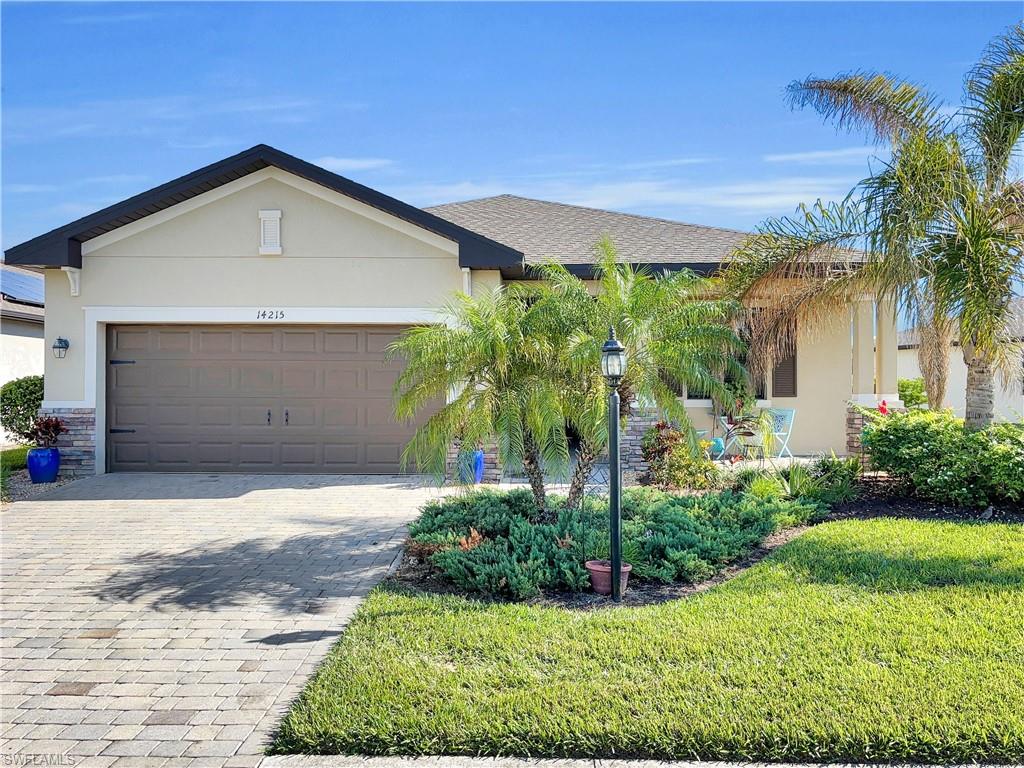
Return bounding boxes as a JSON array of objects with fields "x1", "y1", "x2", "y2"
[{"x1": 2, "y1": 1, "x2": 1018, "y2": 249}]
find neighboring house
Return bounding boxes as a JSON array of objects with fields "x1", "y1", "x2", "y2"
[
  {"x1": 0, "y1": 264, "x2": 45, "y2": 444},
  {"x1": 3, "y1": 145, "x2": 900, "y2": 476},
  {"x1": 897, "y1": 300, "x2": 1024, "y2": 422}
]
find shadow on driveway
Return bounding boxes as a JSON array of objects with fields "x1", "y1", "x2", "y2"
[{"x1": 93, "y1": 524, "x2": 401, "y2": 614}]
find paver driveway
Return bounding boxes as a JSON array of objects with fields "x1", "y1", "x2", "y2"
[{"x1": 1, "y1": 473, "x2": 446, "y2": 768}]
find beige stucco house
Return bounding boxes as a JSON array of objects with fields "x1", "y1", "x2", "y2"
[
  {"x1": 0, "y1": 264, "x2": 45, "y2": 444},
  {"x1": 4, "y1": 145, "x2": 901, "y2": 476}
]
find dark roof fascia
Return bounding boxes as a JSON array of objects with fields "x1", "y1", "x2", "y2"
[
  {"x1": 4, "y1": 145, "x2": 524, "y2": 271},
  {"x1": 501, "y1": 261, "x2": 720, "y2": 280}
]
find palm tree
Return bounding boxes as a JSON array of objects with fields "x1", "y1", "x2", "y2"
[
  {"x1": 533, "y1": 239, "x2": 745, "y2": 507},
  {"x1": 389, "y1": 285, "x2": 569, "y2": 513},
  {"x1": 723, "y1": 24, "x2": 1024, "y2": 430}
]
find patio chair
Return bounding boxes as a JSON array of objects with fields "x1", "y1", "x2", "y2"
[{"x1": 769, "y1": 408, "x2": 796, "y2": 459}]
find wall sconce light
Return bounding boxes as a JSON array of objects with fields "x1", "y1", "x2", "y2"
[{"x1": 52, "y1": 337, "x2": 70, "y2": 359}]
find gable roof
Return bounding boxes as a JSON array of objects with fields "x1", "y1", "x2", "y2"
[
  {"x1": 425, "y1": 194, "x2": 751, "y2": 276},
  {"x1": 3, "y1": 145, "x2": 523, "y2": 271}
]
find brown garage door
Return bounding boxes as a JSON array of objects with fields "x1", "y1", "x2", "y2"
[{"x1": 106, "y1": 324, "x2": 431, "y2": 473}]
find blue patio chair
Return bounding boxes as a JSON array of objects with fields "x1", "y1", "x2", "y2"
[{"x1": 769, "y1": 408, "x2": 796, "y2": 459}]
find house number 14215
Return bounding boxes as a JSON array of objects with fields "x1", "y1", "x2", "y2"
[{"x1": 256, "y1": 310, "x2": 285, "y2": 320}]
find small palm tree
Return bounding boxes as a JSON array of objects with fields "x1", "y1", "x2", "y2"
[
  {"x1": 723, "y1": 24, "x2": 1024, "y2": 429},
  {"x1": 389, "y1": 285, "x2": 569, "y2": 513},
  {"x1": 533, "y1": 239, "x2": 745, "y2": 507}
]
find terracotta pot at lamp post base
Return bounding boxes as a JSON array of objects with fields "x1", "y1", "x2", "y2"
[{"x1": 585, "y1": 560, "x2": 632, "y2": 596}]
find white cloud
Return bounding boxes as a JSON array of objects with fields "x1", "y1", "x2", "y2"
[
  {"x1": 314, "y1": 156, "x2": 396, "y2": 173},
  {"x1": 616, "y1": 157, "x2": 715, "y2": 171},
  {"x1": 400, "y1": 175, "x2": 856, "y2": 215},
  {"x1": 61, "y1": 11, "x2": 158, "y2": 25},
  {"x1": 763, "y1": 147, "x2": 882, "y2": 165},
  {"x1": 3, "y1": 96, "x2": 323, "y2": 143},
  {"x1": 5, "y1": 183, "x2": 58, "y2": 194},
  {"x1": 4, "y1": 175, "x2": 147, "y2": 196}
]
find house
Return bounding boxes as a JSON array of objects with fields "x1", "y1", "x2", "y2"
[
  {"x1": 3, "y1": 145, "x2": 901, "y2": 476},
  {"x1": 897, "y1": 301, "x2": 1024, "y2": 421},
  {"x1": 0, "y1": 264, "x2": 45, "y2": 444}
]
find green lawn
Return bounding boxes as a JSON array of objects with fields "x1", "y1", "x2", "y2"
[{"x1": 273, "y1": 518, "x2": 1024, "y2": 762}]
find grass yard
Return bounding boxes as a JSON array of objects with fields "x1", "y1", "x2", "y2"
[{"x1": 273, "y1": 517, "x2": 1024, "y2": 762}]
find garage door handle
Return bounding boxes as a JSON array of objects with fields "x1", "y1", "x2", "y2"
[
  {"x1": 285, "y1": 409, "x2": 289, "y2": 425},
  {"x1": 267, "y1": 410, "x2": 272, "y2": 425},
  {"x1": 109, "y1": 428, "x2": 136, "y2": 434}
]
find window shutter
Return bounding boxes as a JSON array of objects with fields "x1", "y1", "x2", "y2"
[
  {"x1": 772, "y1": 354, "x2": 797, "y2": 397},
  {"x1": 259, "y1": 209, "x2": 282, "y2": 255}
]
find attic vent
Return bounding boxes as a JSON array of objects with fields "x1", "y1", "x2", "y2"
[{"x1": 258, "y1": 209, "x2": 282, "y2": 255}]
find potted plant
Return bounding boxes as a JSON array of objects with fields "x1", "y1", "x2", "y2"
[
  {"x1": 585, "y1": 559, "x2": 632, "y2": 596},
  {"x1": 26, "y1": 416, "x2": 68, "y2": 484},
  {"x1": 583, "y1": 532, "x2": 633, "y2": 596}
]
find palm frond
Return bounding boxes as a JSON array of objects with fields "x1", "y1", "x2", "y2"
[
  {"x1": 788, "y1": 72, "x2": 944, "y2": 144},
  {"x1": 963, "y1": 22, "x2": 1024, "y2": 189}
]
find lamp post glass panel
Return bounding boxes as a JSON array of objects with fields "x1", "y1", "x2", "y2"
[{"x1": 601, "y1": 328, "x2": 627, "y2": 601}]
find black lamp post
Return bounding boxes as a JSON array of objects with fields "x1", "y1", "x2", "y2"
[{"x1": 600, "y1": 327, "x2": 627, "y2": 602}]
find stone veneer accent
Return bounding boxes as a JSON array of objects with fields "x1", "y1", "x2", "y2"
[
  {"x1": 622, "y1": 409, "x2": 660, "y2": 477},
  {"x1": 37, "y1": 408, "x2": 96, "y2": 477},
  {"x1": 845, "y1": 405, "x2": 870, "y2": 466},
  {"x1": 446, "y1": 441, "x2": 503, "y2": 485}
]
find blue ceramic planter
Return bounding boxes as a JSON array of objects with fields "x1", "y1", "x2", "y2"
[{"x1": 26, "y1": 447, "x2": 60, "y2": 484}]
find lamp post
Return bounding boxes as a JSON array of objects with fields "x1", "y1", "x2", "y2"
[{"x1": 600, "y1": 327, "x2": 627, "y2": 602}]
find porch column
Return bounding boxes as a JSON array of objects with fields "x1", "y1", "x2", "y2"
[
  {"x1": 875, "y1": 298, "x2": 901, "y2": 405},
  {"x1": 851, "y1": 298, "x2": 876, "y2": 405}
]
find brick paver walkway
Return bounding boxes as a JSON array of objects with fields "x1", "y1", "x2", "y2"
[{"x1": 1, "y1": 473, "x2": 445, "y2": 768}]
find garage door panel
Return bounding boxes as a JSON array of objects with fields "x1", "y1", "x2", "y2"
[
  {"x1": 153, "y1": 442, "x2": 191, "y2": 465},
  {"x1": 154, "y1": 404, "x2": 191, "y2": 427},
  {"x1": 110, "y1": 441, "x2": 150, "y2": 466},
  {"x1": 111, "y1": 327, "x2": 152, "y2": 352},
  {"x1": 197, "y1": 405, "x2": 233, "y2": 427},
  {"x1": 107, "y1": 324, "x2": 433, "y2": 473},
  {"x1": 238, "y1": 442, "x2": 278, "y2": 468},
  {"x1": 198, "y1": 330, "x2": 234, "y2": 355},
  {"x1": 196, "y1": 366, "x2": 234, "y2": 393},
  {"x1": 323, "y1": 367, "x2": 361, "y2": 392},
  {"x1": 282, "y1": 367, "x2": 319, "y2": 394},
  {"x1": 323, "y1": 331, "x2": 360, "y2": 354},
  {"x1": 156, "y1": 330, "x2": 192, "y2": 353}
]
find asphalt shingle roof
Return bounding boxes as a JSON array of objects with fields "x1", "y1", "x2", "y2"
[{"x1": 424, "y1": 194, "x2": 750, "y2": 268}]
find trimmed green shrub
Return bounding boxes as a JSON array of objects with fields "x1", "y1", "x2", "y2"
[
  {"x1": 863, "y1": 409, "x2": 1024, "y2": 506},
  {"x1": 898, "y1": 377, "x2": 928, "y2": 409},
  {"x1": 407, "y1": 488, "x2": 819, "y2": 598},
  {"x1": 641, "y1": 421, "x2": 720, "y2": 490},
  {"x1": 0, "y1": 375, "x2": 43, "y2": 442}
]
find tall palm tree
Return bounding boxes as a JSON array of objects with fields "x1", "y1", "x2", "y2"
[
  {"x1": 533, "y1": 239, "x2": 745, "y2": 507},
  {"x1": 389, "y1": 285, "x2": 569, "y2": 512},
  {"x1": 723, "y1": 24, "x2": 1024, "y2": 429}
]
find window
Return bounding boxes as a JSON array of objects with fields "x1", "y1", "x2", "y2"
[{"x1": 259, "y1": 209, "x2": 282, "y2": 255}]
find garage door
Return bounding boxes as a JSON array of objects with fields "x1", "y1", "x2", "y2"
[{"x1": 106, "y1": 324, "x2": 432, "y2": 473}]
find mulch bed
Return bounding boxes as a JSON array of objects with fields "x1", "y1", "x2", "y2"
[
  {"x1": 391, "y1": 476, "x2": 1023, "y2": 610},
  {"x1": 829, "y1": 473, "x2": 1024, "y2": 524}
]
